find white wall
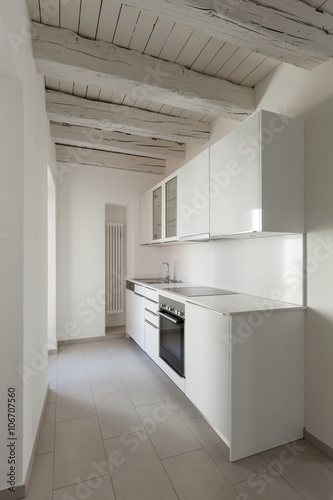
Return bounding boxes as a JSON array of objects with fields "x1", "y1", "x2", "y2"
[
  {"x1": 57, "y1": 166, "x2": 161, "y2": 341},
  {"x1": 0, "y1": 1, "x2": 57, "y2": 490},
  {"x1": 48, "y1": 168, "x2": 57, "y2": 351}
]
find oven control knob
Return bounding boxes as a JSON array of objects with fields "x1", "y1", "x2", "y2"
[
  {"x1": 168, "y1": 306, "x2": 174, "y2": 312},
  {"x1": 179, "y1": 310, "x2": 184, "y2": 316},
  {"x1": 160, "y1": 302, "x2": 166, "y2": 308}
]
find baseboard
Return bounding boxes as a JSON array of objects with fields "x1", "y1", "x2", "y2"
[
  {"x1": 48, "y1": 348, "x2": 58, "y2": 355},
  {"x1": 0, "y1": 484, "x2": 25, "y2": 500},
  {"x1": 304, "y1": 429, "x2": 333, "y2": 459},
  {"x1": 0, "y1": 385, "x2": 49, "y2": 500},
  {"x1": 58, "y1": 335, "x2": 107, "y2": 345}
]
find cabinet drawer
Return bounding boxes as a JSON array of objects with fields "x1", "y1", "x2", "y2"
[
  {"x1": 145, "y1": 309, "x2": 159, "y2": 328},
  {"x1": 144, "y1": 297, "x2": 159, "y2": 314},
  {"x1": 145, "y1": 320, "x2": 159, "y2": 364},
  {"x1": 134, "y1": 284, "x2": 145, "y2": 296},
  {"x1": 145, "y1": 287, "x2": 159, "y2": 302}
]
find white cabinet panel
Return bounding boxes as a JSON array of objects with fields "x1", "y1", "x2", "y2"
[
  {"x1": 210, "y1": 113, "x2": 260, "y2": 236},
  {"x1": 210, "y1": 110, "x2": 304, "y2": 237},
  {"x1": 178, "y1": 149, "x2": 210, "y2": 239},
  {"x1": 131, "y1": 289, "x2": 145, "y2": 349},
  {"x1": 144, "y1": 321, "x2": 159, "y2": 364},
  {"x1": 140, "y1": 189, "x2": 153, "y2": 245},
  {"x1": 185, "y1": 303, "x2": 231, "y2": 442}
]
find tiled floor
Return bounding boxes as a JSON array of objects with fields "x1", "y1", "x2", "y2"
[{"x1": 27, "y1": 337, "x2": 333, "y2": 500}]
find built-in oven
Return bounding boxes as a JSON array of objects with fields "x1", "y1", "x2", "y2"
[{"x1": 159, "y1": 296, "x2": 185, "y2": 378}]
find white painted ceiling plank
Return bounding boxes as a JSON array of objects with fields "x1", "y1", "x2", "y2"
[
  {"x1": 301, "y1": 0, "x2": 326, "y2": 7},
  {"x1": 79, "y1": 0, "x2": 102, "y2": 39},
  {"x1": 129, "y1": 11, "x2": 158, "y2": 52},
  {"x1": 111, "y1": 92, "x2": 126, "y2": 105},
  {"x1": 168, "y1": 106, "x2": 186, "y2": 117},
  {"x1": 144, "y1": 17, "x2": 175, "y2": 57},
  {"x1": 200, "y1": 114, "x2": 215, "y2": 123},
  {"x1": 45, "y1": 76, "x2": 60, "y2": 90},
  {"x1": 226, "y1": 52, "x2": 266, "y2": 85},
  {"x1": 98, "y1": 89, "x2": 113, "y2": 102},
  {"x1": 190, "y1": 38, "x2": 225, "y2": 72},
  {"x1": 59, "y1": 79, "x2": 74, "y2": 93},
  {"x1": 240, "y1": 58, "x2": 280, "y2": 87},
  {"x1": 40, "y1": 0, "x2": 59, "y2": 26},
  {"x1": 132, "y1": 98, "x2": 151, "y2": 110},
  {"x1": 122, "y1": 95, "x2": 137, "y2": 107},
  {"x1": 146, "y1": 102, "x2": 164, "y2": 113},
  {"x1": 26, "y1": 0, "x2": 41, "y2": 22},
  {"x1": 203, "y1": 43, "x2": 238, "y2": 77},
  {"x1": 73, "y1": 82, "x2": 88, "y2": 98},
  {"x1": 216, "y1": 47, "x2": 252, "y2": 80},
  {"x1": 189, "y1": 111, "x2": 206, "y2": 121},
  {"x1": 176, "y1": 30, "x2": 211, "y2": 68},
  {"x1": 86, "y1": 85, "x2": 101, "y2": 100},
  {"x1": 319, "y1": 0, "x2": 333, "y2": 13},
  {"x1": 60, "y1": 0, "x2": 81, "y2": 32},
  {"x1": 159, "y1": 104, "x2": 175, "y2": 115},
  {"x1": 113, "y1": 4, "x2": 140, "y2": 48},
  {"x1": 96, "y1": 1, "x2": 121, "y2": 42},
  {"x1": 158, "y1": 24, "x2": 194, "y2": 62},
  {"x1": 179, "y1": 110, "x2": 194, "y2": 119}
]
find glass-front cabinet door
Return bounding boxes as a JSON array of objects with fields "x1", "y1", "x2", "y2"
[
  {"x1": 165, "y1": 176, "x2": 177, "y2": 239},
  {"x1": 152, "y1": 186, "x2": 162, "y2": 241}
]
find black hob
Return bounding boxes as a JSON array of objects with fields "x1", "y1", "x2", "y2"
[{"x1": 166, "y1": 286, "x2": 238, "y2": 297}]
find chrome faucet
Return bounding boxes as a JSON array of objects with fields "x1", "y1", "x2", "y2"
[{"x1": 160, "y1": 262, "x2": 170, "y2": 281}]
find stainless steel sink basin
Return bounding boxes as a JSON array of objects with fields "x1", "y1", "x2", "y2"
[{"x1": 137, "y1": 278, "x2": 179, "y2": 284}]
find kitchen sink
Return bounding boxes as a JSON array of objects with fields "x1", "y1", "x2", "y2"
[{"x1": 136, "y1": 278, "x2": 179, "y2": 284}]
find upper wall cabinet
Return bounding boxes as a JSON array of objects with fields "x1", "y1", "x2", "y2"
[
  {"x1": 209, "y1": 110, "x2": 304, "y2": 238},
  {"x1": 140, "y1": 173, "x2": 178, "y2": 245},
  {"x1": 178, "y1": 149, "x2": 210, "y2": 240}
]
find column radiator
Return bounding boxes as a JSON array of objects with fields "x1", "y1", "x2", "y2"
[{"x1": 106, "y1": 223, "x2": 124, "y2": 314}]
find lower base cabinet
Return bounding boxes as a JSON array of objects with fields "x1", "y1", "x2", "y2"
[{"x1": 185, "y1": 302, "x2": 305, "y2": 461}]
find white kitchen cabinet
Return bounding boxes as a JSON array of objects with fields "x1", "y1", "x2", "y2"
[
  {"x1": 185, "y1": 301, "x2": 305, "y2": 461},
  {"x1": 209, "y1": 110, "x2": 304, "y2": 238},
  {"x1": 144, "y1": 293, "x2": 159, "y2": 364},
  {"x1": 140, "y1": 189, "x2": 153, "y2": 245},
  {"x1": 152, "y1": 184, "x2": 163, "y2": 242},
  {"x1": 178, "y1": 149, "x2": 210, "y2": 240},
  {"x1": 130, "y1": 284, "x2": 145, "y2": 349},
  {"x1": 125, "y1": 286, "x2": 135, "y2": 338}
]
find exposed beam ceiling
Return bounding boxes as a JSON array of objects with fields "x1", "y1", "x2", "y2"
[
  {"x1": 50, "y1": 123, "x2": 185, "y2": 161},
  {"x1": 46, "y1": 91, "x2": 210, "y2": 144},
  {"x1": 32, "y1": 22, "x2": 255, "y2": 119},
  {"x1": 56, "y1": 145, "x2": 165, "y2": 175},
  {"x1": 121, "y1": 0, "x2": 333, "y2": 70}
]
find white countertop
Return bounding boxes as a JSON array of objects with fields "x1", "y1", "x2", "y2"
[{"x1": 126, "y1": 278, "x2": 306, "y2": 316}]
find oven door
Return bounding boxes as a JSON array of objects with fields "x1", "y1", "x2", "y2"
[{"x1": 159, "y1": 311, "x2": 185, "y2": 377}]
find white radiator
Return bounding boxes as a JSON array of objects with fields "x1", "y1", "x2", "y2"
[{"x1": 106, "y1": 223, "x2": 125, "y2": 314}]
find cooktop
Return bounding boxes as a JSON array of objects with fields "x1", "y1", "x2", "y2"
[{"x1": 165, "y1": 286, "x2": 238, "y2": 297}]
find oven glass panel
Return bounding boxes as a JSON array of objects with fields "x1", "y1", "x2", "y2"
[{"x1": 159, "y1": 313, "x2": 184, "y2": 377}]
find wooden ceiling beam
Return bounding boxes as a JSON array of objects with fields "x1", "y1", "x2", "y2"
[
  {"x1": 121, "y1": 0, "x2": 333, "y2": 70},
  {"x1": 56, "y1": 145, "x2": 165, "y2": 175},
  {"x1": 32, "y1": 22, "x2": 255, "y2": 119},
  {"x1": 46, "y1": 90, "x2": 210, "y2": 144},
  {"x1": 50, "y1": 123, "x2": 185, "y2": 160}
]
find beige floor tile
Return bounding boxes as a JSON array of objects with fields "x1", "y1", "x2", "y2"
[
  {"x1": 47, "y1": 373, "x2": 57, "y2": 403},
  {"x1": 261, "y1": 445, "x2": 333, "y2": 500},
  {"x1": 159, "y1": 382, "x2": 200, "y2": 420},
  {"x1": 53, "y1": 475, "x2": 115, "y2": 500},
  {"x1": 36, "y1": 403, "x2": 56, "y2": 455},
  {"x1": 316, "y1": 452, "x2": 333, "y2": 472},
  {"x1": 56, "y1": 361, "x2": 88, "y2": 385},
  {"x1": 162, "y1": 448, "x2": 237, "y2": 500},
  {"x1": 56, "y1": 381, "x2": 96, "y2": 422},
  {"x1": 121, "y1": 372, "x2": 167, "y2": 407},
  {"x1": 48, "y1": 356, "x2": 58, "y2": 375},
  {"x1": 103, "y1": 338, "x2": 133, "y2": 356},
  {"x1": 94, "y1": 391, "x2": 142, "y2": 439},
  {"x1": 88, "y1": 363, "x2": 125, "y2": 395},
  {"x1": 141, "y1": 358, "x2": 171, "y2": 384},
  {"x1": 54, "y1": 416, "x2": 107, "y2": 490},
  {"x1": 104, "y1": 433, "x2": 178, "y2": 500},
  {"x1": 82, "y1": 341, "x2": 113, "y2": 367},
  {"x1": 296, "y1": 438, "x2": 321, "y2": 456},
  {"x1": 136, "y1": 403, "x2": 202, "y2": 459},
  {"x1": 25, "y1": 452, "x2": 53, "y2": 500},
  {"x1": 111, "y1": 353, "x2": 146, "y2": 377},
  {"x1": 234, "y1": 471, "x2": 304, "y2": 500},
  {"x1": 186, "y1": 417, "x2": 268, "y2": 484}
]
